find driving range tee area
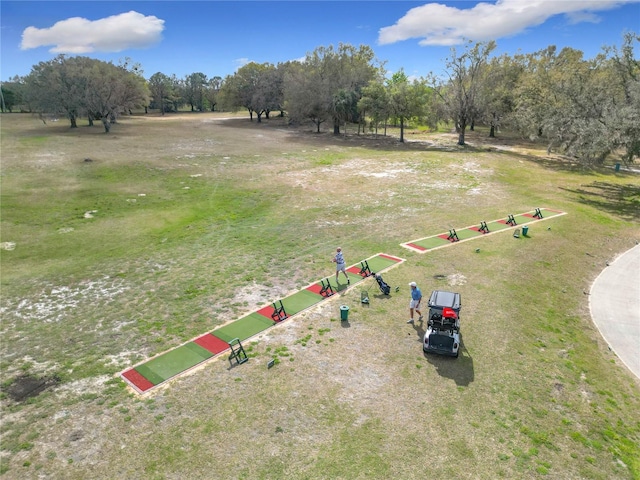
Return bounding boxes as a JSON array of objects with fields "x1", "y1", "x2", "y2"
[
  {"x1": 401, "y1": 208, "x2": 566, "y2": 253},
  {"x1": 121, "y1": 253, "x2": 404, "y2": 394}
]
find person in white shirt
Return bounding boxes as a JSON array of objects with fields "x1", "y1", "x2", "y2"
[{"x1": 332, "y1": 247, "x2": 350, "y2": 284}]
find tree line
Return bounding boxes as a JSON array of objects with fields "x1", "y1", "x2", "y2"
[{"x1": 1, "y1": 34, "x2": 638, "y2": 164}]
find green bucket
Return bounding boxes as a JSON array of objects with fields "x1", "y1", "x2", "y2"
[
  {"x1": 340, "y1": 305, "x2": 350, "y2": 321},
  {"x1": 522, "y1": 225, "x2": 529, "y2": 236}
]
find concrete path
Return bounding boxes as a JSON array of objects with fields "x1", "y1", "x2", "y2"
[{"x1": 589, "y1": 244, "x2": 640, "y2": 380}]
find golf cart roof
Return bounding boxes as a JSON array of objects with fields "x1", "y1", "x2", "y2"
[{"x1": 428, "y1": 290, "x2": 461, "y2": 310}]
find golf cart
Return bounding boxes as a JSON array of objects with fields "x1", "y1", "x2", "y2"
[{"x1": 423, "y1": 290, "x2": 461, "y2": 358}]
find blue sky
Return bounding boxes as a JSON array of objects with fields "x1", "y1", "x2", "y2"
[{"x1": 1, "y1": 1, "x2": 639, "y2": 82}]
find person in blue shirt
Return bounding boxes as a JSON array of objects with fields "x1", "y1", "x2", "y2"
[
  {"x1": 407, "y1": 281, "x2": 422, "y2": 324},
  {"x1": 332, "y1": 247, "x2": 350, "y2": 284}
]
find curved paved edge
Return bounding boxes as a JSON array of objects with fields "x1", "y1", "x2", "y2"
[{"x1": 589, "y1": 244, "x2": 640, "y2": 380}]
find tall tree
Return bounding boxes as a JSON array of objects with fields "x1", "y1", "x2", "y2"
[
  {"x1": 510, "y1": 46, "x2": 557, "y2": 142},
  {"x1": 168, "y1": 75, "x2": 184, "y2": 112},
  {"x1": 1, "y1": 77, "x2": 25, "y2": 113},
  {"x1": 220, "y1": 62, "x2": 270, "y2": 120},
  {"x1": 284, "y1": 43, "x2": 378, "y2": 134},
  {"x1": 386, "y1": 70, "x2": 431, "y2": 142},
  {"x1": 23, "y1": 55, "x2": 88, "y2": 127},
  {"x1": 331, "y1": 88, "x2": 359, "y2": 134},
  {"x1": 358, "y1": 80, "x2": 390, "y2": 136},
  {"x1": 23, "y1": 55, "x2": 147, "y2": 130},
  {"x1": 83, "y1": 60, "x2": 149, "y2": 132},
  {"x1": 252, "y1": 64, "x2": 283, "y2": 121},
  {"x1": 477, "y1": 54, "x2": 522, "y2": 138},
  {"x1": 434, "y1": 41, "x2": 496, "y2": 145},
  {"x1": 148, "y1": 72, "x2": 174, "y2": 115},
  {"x1": 284, "y1": 60, "x2": 330, "y2": 132},
  {"x1": 511, "y1": 38, "x2": 640, "y2": 165},
  {"x1": 117, "y1": 57, "x2": 147, "y2": 114},
  {"x1": 184, "y1": 72, "x2": 208, "y2": 111},
  {"x1": 204, "y1": 76, "x2": 222, "y2": 112},
  {"x1": 602, "y1": 32, "x2": 640, "y2": 164}
]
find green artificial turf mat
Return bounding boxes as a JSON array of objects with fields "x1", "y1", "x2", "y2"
[
  {"x1": 331, "y1": 272, "x2": 364, "y2": 292},
  {"x1": 453, "y1": 228, "x2": 483, "y2": 240},
  {"x1": 213, "y1": 312, "x2": 275, "y2": 343},
  {"x1": 404, "y1": 210, "x2": 566, "y2": 253},
  {"x1": 486, "y1": 221, "x2": 513, "y2": 231},
  {"x1": 133, "y1": 365, "x2": 165, "y2": 386},
  {"x1": 412, "y1": 236, "x2": 451, "y2": 249},
  {"x1": 319, "y1": 278, "x2": 341, "y2": 292},
  {"x1": 514, "y1": 214, "x2": 535, "y2": 224},
  {"x1": 281, "y1": 289, "x2": 324, "y2": 314},
  {"x1": 347, "y1": 271, "x2": 365, "y2": 283},
  {"x1": 365, "y1": 255, "x2": 401, "y2": 272},
  {"x1": 141, "y1": 343, "x2": 213, "y2": 382}
]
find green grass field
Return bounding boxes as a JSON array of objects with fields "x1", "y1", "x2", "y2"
[{"x1": 1, "y1": 112, "x2": 639, "y2": 479}]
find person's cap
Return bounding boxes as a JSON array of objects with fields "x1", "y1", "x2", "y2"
[
  {"x1": 336, "y1": 247, "x2": 341, "y2": 251},
  {"x1": 409, "y1": 282, "x2": 417, "y2": 287}
]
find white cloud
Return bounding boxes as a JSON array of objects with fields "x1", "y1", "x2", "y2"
[
  {"x1": 564, "y1": 11, "x2": 602, "y2": 25},
  {"x1": 233, "y1": 57, "x2": 251, "y2": 69},
  {"x1": 378, "y1": 0, "x2": 636, "y2": 46},
  {"x1": 20, "y1": 11, "x2": 164, "y2": 53}
]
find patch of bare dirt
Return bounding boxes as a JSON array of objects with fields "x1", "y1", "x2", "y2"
[
  {"x1": 3, "y1": 374, "x2": 61, "y2": 402},
  {"x1": 233, "y1": 282, "x2": 289, "y2": 312},
  {"x1": 447, "y1": 273, "x2": 467, "y2": 286}
]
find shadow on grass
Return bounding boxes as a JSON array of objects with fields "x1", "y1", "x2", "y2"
[
  {"x1": 560, "y1": 181, "x2": 640, "y2": 222},
  {"x1": 411, "y1": 317, "x2": 427, "y2": 340},
  {"x1": 204, "y1": 116, "x2": 640, "y2": 224},
  {"x1": 423, "y1": 343, "x2": 475, "y2": 387},
  {"x1": 218, "y1": 116, "x2": 634, "y2": 174},
  {"x1": 216, "y1": 117, "x2": 472, "y2": 154},
  {"x1": 412, "y1": 319, "x2": 474, "y2": 386},
  {"x1": 372, "y1": 293, "x2": 393, "y2": 300}
]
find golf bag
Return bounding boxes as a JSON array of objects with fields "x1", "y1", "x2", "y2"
[{"x1": 374, "y1": 273, "x2": 391, "y2": 295}]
